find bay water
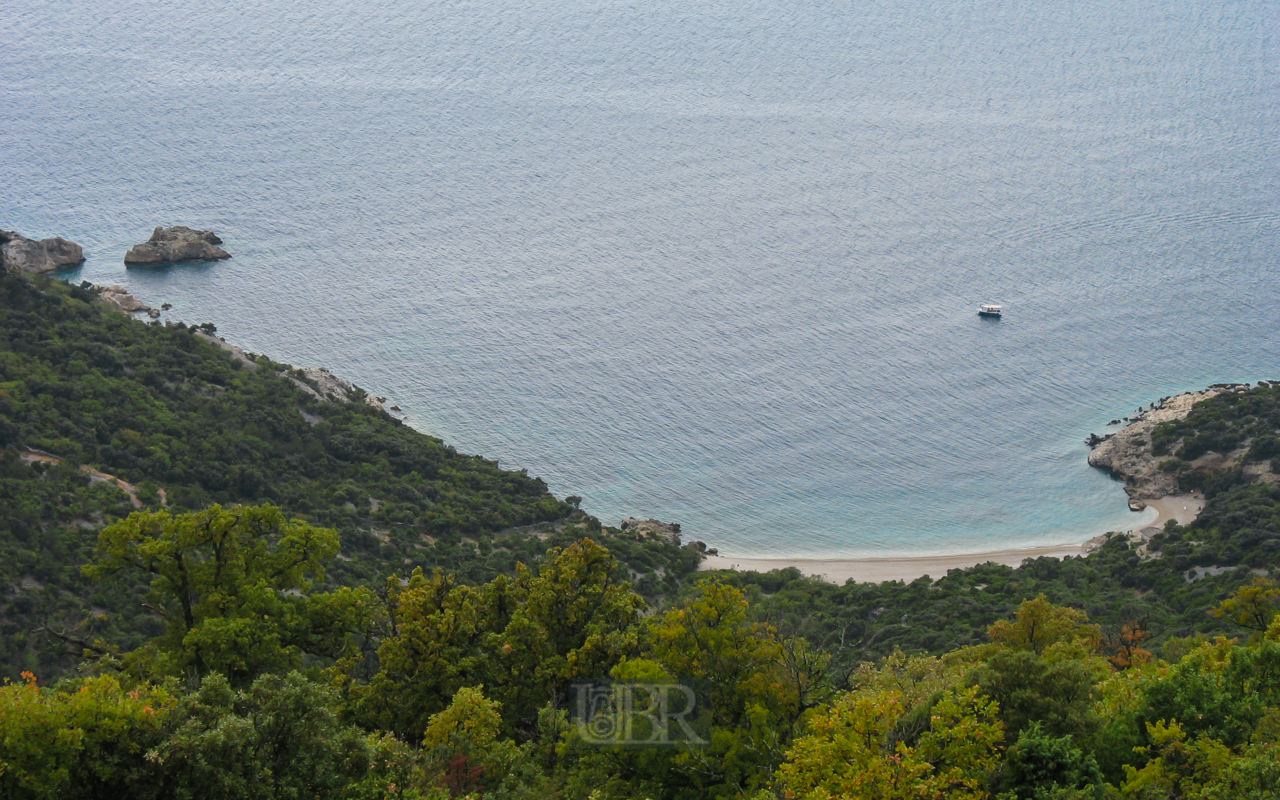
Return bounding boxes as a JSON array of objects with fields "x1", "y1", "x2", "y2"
[{"x1": 3, "y1": 0, "x2": 1277, "y2": 557}]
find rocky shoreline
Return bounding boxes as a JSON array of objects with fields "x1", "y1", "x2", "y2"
[
  {"x1": 80, "y1": 278, "x2": 391, "y2": 415},
  {"x1": 93, "y1": 283, "x2": 159, "y2": 317},
  {"x1": 618, "y1": 517, "x2": 718, "y2": 556},
  {"x1": 1085, "y1": 384, "x2": 1257, "y2": 507},
  {"x1": 15, "y1": 225, "x2": 1251, "y2": 572},
  {"x1": 8, "y1": 231, "x2": 713, "y2": 549},
  {"x1": 1085, "y1": 384, "x2": 1264, "y2": 509}
]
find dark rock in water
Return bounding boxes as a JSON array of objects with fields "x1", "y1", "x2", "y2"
[
  {"x1": 1108, "y1": 419, "x2": 1121, "y2": 425},
  {"x1": 1085, "y1": 432, "x2": 1113, "y2": 448},
  {"x1": 161, "y1": 302, "x2": 173, "y2": 310},
  {"x1": 0, "y1": 230, "x2": 86, "y2": 273},
  {"x1": 124, "y1": 226, "x2": 230, "y2": 265}
]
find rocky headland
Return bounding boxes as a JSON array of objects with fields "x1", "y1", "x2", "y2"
[
  {"x1": 0, "y1": 230, "x2": 85, "y2": 273},
  {"x1": 124, "y1": 226, "x2": 230, "y2": 265},
  {"x1": 1085, "y1": 387, "x2": 1244, "y2": 507}
]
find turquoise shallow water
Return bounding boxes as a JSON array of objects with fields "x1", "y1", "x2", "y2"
[{"x1": 3, "y1": 0, "x2": 1278, "y2": 557}]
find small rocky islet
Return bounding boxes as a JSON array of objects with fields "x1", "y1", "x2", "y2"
[
  {"x1": 3, "y1": 224, "x2": 232, "y2": 272},
  {"x1": 124, "y1": 225, "x2": 230, "y2": 265},
  {"x1": 0, "y1": 230, "x2": 85, "y2": 274},
  {"x1": 3, "y1": 225, "x2": 231, "y2": 319}
]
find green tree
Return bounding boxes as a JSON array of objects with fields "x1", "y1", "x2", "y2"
[
  {"x1": 1210, "y1": 577, "x2": 1280, "y2": 639},
  {"x1": 490, "y1": 538, "x2": 645, "y2": 735},
  {"x1": 590, "y1": 579, "x2": 827, "y2": 798},
  {"x1": 150, "y1": 671, "x2": 374, "y2": 800},
  {"x1": 84, "y1": 505, "x2": 348, "y2": 683},
  {"x1": 0, "y1": 672, "x2": 173, "y2": 800},
  {"x1": 987, "y1": 595, "x2": 1101, "y2": 655},
  {"x1": 361, "y1": 539, "x2": 644, "y2": 740},
  {"x1": 421, "y1": 686, "x2": 520, "y2": 797},
  {"x1": 974, "y1": 648, "x2": 1107, "y2": 743},
  {"x1": 1118, "y1": 720, "x2": 1232, "y2": 799},
  {"x1": 357, "y1": 569, "x2": 500, "y2": 738},
  {"x1": 995, "y1": 723, "x2": 1105, "y2": 800},
  {"x1": 1139, "y1": 638, "x2": 1280, "y2": 749},
  {"x1": 977, "y1": 598, "x2": 1110, "y2": 744}
]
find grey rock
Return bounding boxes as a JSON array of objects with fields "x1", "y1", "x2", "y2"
[
  {"x1": 124, "y1": 225, "x2": 230, "y2": 265},
  {"x1": 0, "y1": 230, "x2": 86, "y2": 273},
  {"x1": 95, "y1": 285, "x2": 151, "y2": 314}
]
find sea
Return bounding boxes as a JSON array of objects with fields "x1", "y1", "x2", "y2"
[{"x1": 3, "y1": 0, "x2": 1277, "y2": 558}]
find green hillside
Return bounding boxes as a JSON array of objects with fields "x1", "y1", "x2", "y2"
[
  {"x1": 0, "y1": 270, "x2": 698, "y2": 677},
  {"x1": 4, "y1": 266, "x2": 1280, "y2": 799}
]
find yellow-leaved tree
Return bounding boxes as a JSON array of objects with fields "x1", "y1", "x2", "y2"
[
  {"x1": 775, "y1": 683, "x2": 1002, "y2": 800},
  {"x1": 1211, "y1": 576, "x2": 1280, "y2": 640}
]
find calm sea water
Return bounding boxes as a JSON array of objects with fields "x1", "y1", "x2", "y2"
[{"x1": 3, "y1": 0, "x2": 1277, "y2": 557}]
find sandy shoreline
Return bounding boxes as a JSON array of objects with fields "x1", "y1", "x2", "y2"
[{"x1": 698, "y1": 493, "x2": 1204, "y2": 584}]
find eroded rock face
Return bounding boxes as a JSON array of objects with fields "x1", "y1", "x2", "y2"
[
  {"x1": 0, "y1": 230, "x2": 86, "y2": 273},
  {"x1": 124, "y1": 226, "x2": 230, "y2": 265}
]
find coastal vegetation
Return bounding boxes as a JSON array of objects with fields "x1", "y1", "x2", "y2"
[
  {"x1": 3, "y1": 267, "x2": 1280, "y2": 798},
  {"x1": 0, "y1": 270, "x2": 697, "y2": 678}
]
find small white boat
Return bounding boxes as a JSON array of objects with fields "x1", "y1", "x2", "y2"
[{"x1": 978, "y1": 303, "x2": 1002, "y2": 317}]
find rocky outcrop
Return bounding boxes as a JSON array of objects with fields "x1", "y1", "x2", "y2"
[
  {"x1": 302, "y1": 368, "x2": 361, "y2": 402},
  {"x1": 619, "y1": 517, "x2": 682, "y2": 545},
  {"x1": 1087, "y1": 389, "x2": 1223, "y2": 499},
  {"x1": 685, "y1": 539, "x2": 719, "y2": 557},
  {"x1": 0, "y1": 230, "x2": 85, "y2": 273},
  {"x1": 277, "y1": 366, "x2": 385, "y2": 411},
  {"x1": 94, "y1": 284, "x2": 152, "y2": 314},
  {"x1": 124, "y1": 226, "x2": 230, "y2": 265}
]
